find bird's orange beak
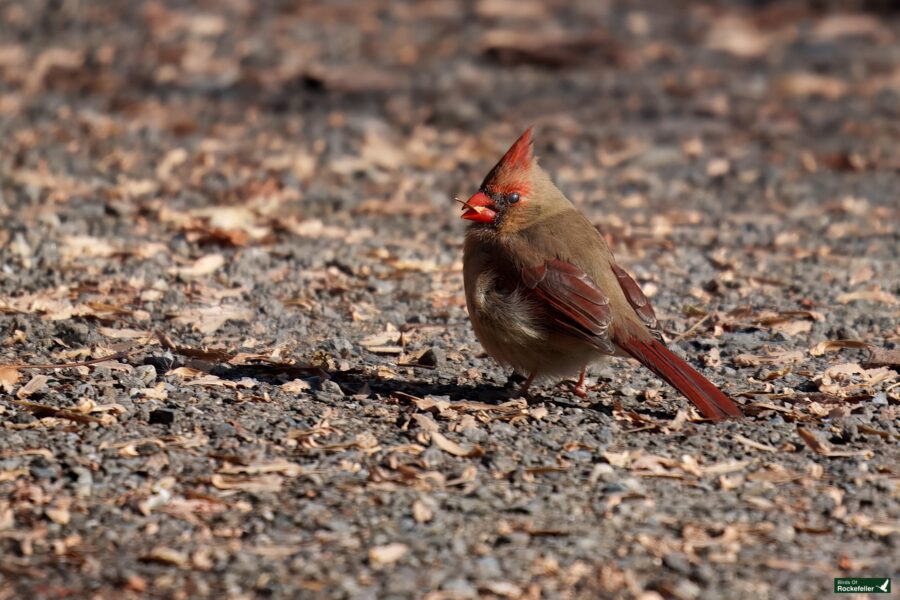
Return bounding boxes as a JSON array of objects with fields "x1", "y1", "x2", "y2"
[{"x1": 460, "y1": 191, "x2": 496, "y2": 223}]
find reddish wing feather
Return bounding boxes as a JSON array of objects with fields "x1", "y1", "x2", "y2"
[
  {"x1": 611, "y1": 264, "x2": 661, "y2": 337},
  {"x1": 521, "y1": 259, "x2": 615, "y2": 353}
]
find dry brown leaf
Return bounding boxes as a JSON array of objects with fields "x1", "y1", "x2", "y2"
[
  {"x1": 368, "y1": 543, "x2": 407, "y2": 565},
  {"x1": 133, "y1": 383, "x2": 168, "y2": 400},
  {"x1": 703, "y1": 347, "x2": 722, "y2": 367},
  {"x1": 0, "y1": 468, "x2": 29, "y2": 482},
  {"x1": 183, "y1": 374, "x2": 256, "y2": 389},
  {"x1": 797, "y1": 427, "x2": 831, "y2": 454},
  {"x1": 45, "y1": 506, "x2": 70, "y2": 525},
  {"x1": 97, "y1": 327, "x2": 151, "y2": 340},
  {"x1": 12, "y1": 399, "x2": 114, "y2": 425},
  {"x1": 776, "y1": 73, "x2": 847, "y2": 99},
  {"x1": 16, "y1": 374, "x2": 49, "y2": 399},
  {"x1": 706, "y1": 158, "x2": 730, "y2": 178},
  {"x1": 836, "y1": 289, "x2": 898, "y2": 305},
  {"x1": 0, "y1": 366, "x2": 20, "y2": 392},
  {"x1": 810, "y1": 339, "x2": 870, "y2": 356},
  {"x1": 734, "y1": 349, "x2": 805, "y2": 367},
  {"x1": 705, "y1": 16, "x2": 771, "y2": 58},
  {"x1": 210, "y1": 474, "x2": 283, "y2": 493},
  {"x1": 74, "y1": 398, "x2": 127, "y2": 416},
  {"x1": 733, "y1": 434, "x2": 778, "y2": 453},
  {"x1": 826, "y1": 362, "x2": 869, "y2": 379},
  {"x1": 174, "y1": 254, "x2": 225, "y2": 278},
  {"x1": 302, "y1": 64, "x2": 401, "y2": 94},
  {"x1": 667, "y1": 409, "x2": 689, "y2": 432},
  {"x1": 481, "y1": 28, "x2": 618, "y2": 68},
  {"x1": 859, "y1": 521, "x2": 900, "y2": 536},
  {"x1": 412, "y1": 413, "x2": 439, "y2": 433},
  {"x1": 866, "y1": 347, "x2": 900, "y2": 368},
  {"x1": 849, "y1": 265, "x2": 874, "y2": 286},
  {"x1": 748, "y1": 463, "x2": 801, "y2": 484},
  {"x1": 282, "y1": 379, "x2": 311, "y2": 393},
  {"x1": 167, "y1": 367, "x2": 206, "y2": 379},
  {"x1": 412, "y1": 499, "x2": 433, "y2": 523},
  {"x1": 143, "y1": 547, "x2": 189, "y2": 568},
  {"x1": 430, "y1": 431, "x2": 483, "y2": 458},
  {"x1": 815, "y1": 362, "x2": 897, "y2": 396},
  {"x1": 360, "y1": 327, "x2": 401, "y2": 348},
  {"x1": 812, "y1": 14, "x2": 892, "y2": 43},
  {"x1": 286, "y1": 218, "x2": 354, "y2": 239},
  {"x1": 170, "y1": 305, "x2": 254, "y2": 335},
  {"x1": 60, "y1": 235, "x2": 118, "y2": 259},
  {"x1": 219, "y1": 460, "x2": 304, "y2": 477},
  {"x1": 367, "y1": 345, "x2": 403, "y2": 355},
  {"x1": 529, "y1": 406, "x2": 549, "y2": 420},
  {"x1": 772, "y1": 320, "x2": 812, "y2": 336},
  {"x1": 702, "y1": 459, "x2": 752, "y2": 476},
  {"x1": 190, "y1": 206, "x2": 270, "y2": 240},
  {"x1": 797, "y1": 426, "x2": 874, "y2": 458},
  {"x1": 156, "y1": 148, "x2": 187, "y2": 180},
  {"x1": 602, "y1": 451, "x2": 632, "y2": 468}
]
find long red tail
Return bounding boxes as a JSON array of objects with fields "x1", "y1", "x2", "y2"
[{"x1": 617, "y1": 336, "x2": 743, "y2": 421}]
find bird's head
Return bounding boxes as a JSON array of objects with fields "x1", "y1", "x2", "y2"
[{"x1": 460, "y1": 127, "x2": 542, "y2": 232}]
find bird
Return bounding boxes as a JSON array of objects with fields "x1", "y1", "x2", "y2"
[{"x1": 460, "y1": 127, "x2": 743, "y2": 421}]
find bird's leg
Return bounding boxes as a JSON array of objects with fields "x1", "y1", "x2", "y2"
[
  {"x1": 572, "y1": 368, "x2": 588, "y2": 398},
  {"x1": 519, "y1": 372, "x2": 536, "y2": 397},
  {"x1": 556, "y1": 368, "x2": 589, "y2": 398}
]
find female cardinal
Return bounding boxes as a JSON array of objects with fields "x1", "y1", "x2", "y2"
[{"x1": 461, "y1": 128, "x2": 743, "y2": 421}]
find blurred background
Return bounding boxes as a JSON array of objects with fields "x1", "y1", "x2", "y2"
[{"x1": 2, "y1": 0, "x2": 898, "y2": 225}]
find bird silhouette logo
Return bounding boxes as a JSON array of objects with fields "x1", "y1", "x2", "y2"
[{"x1": 877, "y1": 579, "x2": 890, "y2": 593}]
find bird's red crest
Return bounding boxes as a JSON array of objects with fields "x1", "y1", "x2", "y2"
[
  {"x1": 480, "y1": 126, "x2": 534, "y2": 196},
  {"x1": 497, "y1": 126, "x2": 534, "y2": 174}
]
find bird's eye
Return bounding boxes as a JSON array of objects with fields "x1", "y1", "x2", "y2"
[{"x1": 508, "y1": 192, "x2": 520, "y2": 204}]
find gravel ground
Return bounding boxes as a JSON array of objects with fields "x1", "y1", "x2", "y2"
[{"x1": 1, "y1": 1, "x2": 898, "y2": 599}]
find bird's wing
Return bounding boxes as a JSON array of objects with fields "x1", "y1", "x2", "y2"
[
  {"x1": 611, "y1": 264, "x2": 663, "y2": 341},
  {"x1": 520, "y1": 259, "x2": 615, "y2": 353}
]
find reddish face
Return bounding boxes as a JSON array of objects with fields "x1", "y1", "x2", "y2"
[
  {"x1": 460, "y1": 189, "x2": 521, "y2": 224},
  {"x1": 461, "y1": 127, "x2": 533, "y2": 228}
]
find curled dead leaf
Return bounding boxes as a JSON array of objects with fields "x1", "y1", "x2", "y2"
[
  {"x1": 809, "y1": 339, "x2": 870, "y2": 357},
  {"x1": 430, "y1": 431, "x2": 483, "y2": 458}
]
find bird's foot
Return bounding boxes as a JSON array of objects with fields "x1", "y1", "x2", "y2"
[{"x1": 564, "y1": 368, "x2": 589, "y2": 399}]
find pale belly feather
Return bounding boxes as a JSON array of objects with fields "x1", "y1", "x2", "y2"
[{"x1": 465, "y1": 267, "x2": 609, "y2": 379}]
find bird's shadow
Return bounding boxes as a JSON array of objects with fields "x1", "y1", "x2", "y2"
[{"x1": 205, "y1": 359, "x2": 615, "y2": 417}]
